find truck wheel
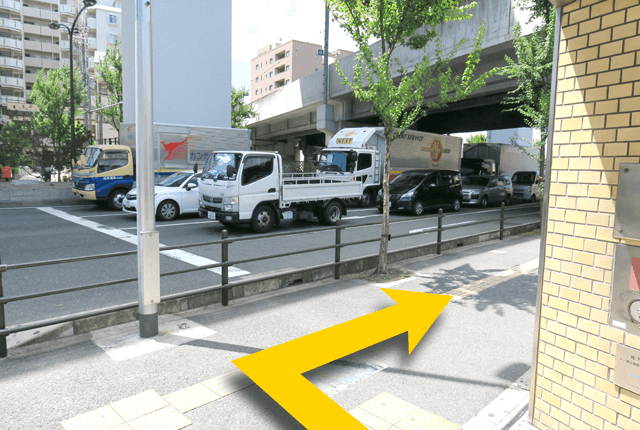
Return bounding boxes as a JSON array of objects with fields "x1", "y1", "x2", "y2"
[
  {"x1": 480, "y1": 196, "x2": 489, "y2": 209},
  {"x1": 157, "y1": 200, "x2": 178, "y2": 221},
  {"x1": 322, "y1": 201, "x2": 342, "y2": 225},
  {"x1": 411, "y1": 200, "x2": 424, "y2": 216},
  {"x1": 450, "y1": 197, "x2": 461, "y2": 212},
  {"x1": 530, "y1": 195, "x2": 536, "y2": 203},
  {"x1": 358, "y1": 190, "x2": 373, "y2": 208},
  {"x1": 377, "y1": 207, "x2": 383, "y2": 214},
  {"x1": 504, "y1": 195, "x2": 511, "y2": 206},
  {"x1": 251, "y1": 205, "x2": 275, "y2": 233},
  {"x1": 108, "y1": 188, "x2": 127, "y2": 211}
]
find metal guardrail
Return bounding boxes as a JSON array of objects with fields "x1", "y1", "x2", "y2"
[{"x1": 0, "y1": 202, "x2": 541, "y2": 358}]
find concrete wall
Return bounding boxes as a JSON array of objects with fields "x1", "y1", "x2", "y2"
[
  {"x1": 531, "y1": 1, "x2": 640, "y2": 429},
  {"x1": 122, "y1": 0, "x2": 231, "y2": 127}
]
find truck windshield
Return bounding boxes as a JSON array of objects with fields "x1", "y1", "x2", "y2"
[
  {"x1": 462, "y1": 177, "x2": 490, "y2": 186},
  {"x1": 512, "y1": 173, "x2": 536, "y2": 184},
  {"x1": 82, "y1": 147, "x2": 102, "y2": 168},
  {"x1": 203, "y1": 152, "x2": 242, "y2": 180},
  {"x1": 318, "y1": 151, "x2": 348, "y2": 172},
  {"x1": 158, "y1": 172, "x2": 192, "y2": 187}
]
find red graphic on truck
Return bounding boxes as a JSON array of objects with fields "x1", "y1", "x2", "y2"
[
  {"x1": 630, "y1": 257, "x2": 640, "y2": 291},
  {"x1": 162, "y1": 137, "x2": 189, "y2": 161}
]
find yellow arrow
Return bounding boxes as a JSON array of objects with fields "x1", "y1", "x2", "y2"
[{"x1": 232, "y1": 288, "x2": 451, "y2": 430}]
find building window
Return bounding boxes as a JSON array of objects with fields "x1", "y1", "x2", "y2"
[
  {"x1": 285, "y1": 79, "x2": 289, "y2": 85},
  {"x1": 286, "y1": 65, "x2": 290, "y2": 71},
  {"x1": 108, "y1": 34, "x2": 117, "y2": 44},
  {"x1": 286, "y1": 50, "x2": 290, "y2": 56},
  {"x1": 255, "y1": 77, "x2": 258, "y2": 83},
  {"x1": 255, "y1": 90, "x2": 258, "y2": 95},
  {"x1": 270, "y1": 58, "x2": 273, "y2": 64},
  {"x1": 269, "y1": 72, "x2": 272, "y2": 77},
  {"x1": 269, "y1": 85, "x2": 272, "y2": 90},
  {"x1": 108, "y1": 14, "x2": 118, "y2": 25},
  {"x1": 256, "y1": 64, "x2": 259, "y2": 70}
]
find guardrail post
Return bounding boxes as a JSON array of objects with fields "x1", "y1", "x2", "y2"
[
  {"x1": 335, "y1": 221, "x2": 342, "y2": 279},
  {"x1": 437, "y1": 209, "x2": 443, "y2": 255},
  {"x1": 0, "y1": 256, "x2": 6, "y2": 359},
  {"x1": 500, "y1": 202, "x2": 505, "y2": 240},
  {"x1": 221, "y1": 230, "x2": 229, "y2": 306}
]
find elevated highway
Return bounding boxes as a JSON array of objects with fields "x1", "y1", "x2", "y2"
[{"x1": 247, "y1": 0, "x2": 540, "y2": 158}]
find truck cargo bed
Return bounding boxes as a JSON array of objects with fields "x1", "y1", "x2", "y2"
[{"x1": 281, "y1": 173, "x2": 363, "y2": 203}]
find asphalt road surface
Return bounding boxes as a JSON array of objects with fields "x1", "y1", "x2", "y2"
[{"x1": 0, "y1": 202, "x2": 540, "y2": 329}]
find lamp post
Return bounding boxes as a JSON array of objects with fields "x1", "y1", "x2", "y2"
[{"x1": 49, "y1": 0, "x2": 97, "y2": 168}]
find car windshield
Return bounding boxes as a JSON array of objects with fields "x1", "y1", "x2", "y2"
[
  {"x1": 318, "y1": 151, "x2": 348, "y2": 172},
  {"x1": 391, "y1": 173, "x2": 427, "y2": 186},
  {"x1": 462, "y1": 177, "x2": 490, "y2": 186},
  {"x1": 158, "y1": 172, "x2": 192, "y2": 187},
  {"x1": 82, "y1": 147, "x2": 102, "y2": 168},
  {"x1": 512, "y1": 173, "x2": 536, "y2": 184},
  {"x1": 202, "y1": 152, "x2": 243, "y2": 180}
]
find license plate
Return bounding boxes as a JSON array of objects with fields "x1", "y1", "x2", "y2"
[{"x1": 207, "y1": 211, "x2": 216, "y2": 220}]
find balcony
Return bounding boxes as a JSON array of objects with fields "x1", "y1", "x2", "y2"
[
  {"x1": 0, "y1": 76, "x2": 24, "y2": 89},
  {"x1": 24, "y1": 40, "x2": 60, "y2": 54},
  {"x1": 0, "y1": 17, "x2": 21, "y2": 33},
  {"x1": 87, "y1": 38, "x2": 97, "y2": 50},
  {"x1": 25, "y1": 72, "x2": 37, "y2": 84},
  {"x1": 23, "y1": 22, "x2": 60, "y2": 37},
  {"x1": 61, "y1": 40, "x2": 70, "y2": 51},
  {"x1": 0, "y1": 57, "x2": 23, "y2": 70},
  {"x1": 0, "y1": 95, "x2": 26, "y2": 105},
  {"x1": 22, "y1": 7, "x2": 59, "y2": 21},
  {"x1": 0, "y1": 0, "x2": 20, "y2": 13},
  {"x1": 59, "y1": 4, "x2": 75, "y2": 16},
  {"x1": 0, "y1": 37, "x2": 22, "y2": 51},
  {"x1": 24, "y1": 57, "x2": 59, "y2": 69},
  {"x1": 87, "y1": 18, "x2": 97, "y2": 30}
]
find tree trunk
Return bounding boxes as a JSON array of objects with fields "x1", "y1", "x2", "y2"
[{"x1": 376, "y1": 131, "x2": 393, "y2": 274}]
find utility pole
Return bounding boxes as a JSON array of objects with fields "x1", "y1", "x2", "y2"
[
  {"x1": 135, "y1": 0, "x2": 160, "y2": 338},
  {"x1": 323, "y1": 2, "x2": 329, "y2": 106}
]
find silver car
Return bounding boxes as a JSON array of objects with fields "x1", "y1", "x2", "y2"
[
  {"x1": 462, "y1": 175, "x2": 513, "y2": 208},
  {"x1": 511, "y1": 171, "x2": 541, "y2": 202}
]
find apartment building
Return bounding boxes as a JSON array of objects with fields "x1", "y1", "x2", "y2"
[
  {"x1": 0, "y1": 0, "x2": 120, "y2": 139},
  {"x1": 250, "y1": 39, "x2": 353, "y2": 103}
]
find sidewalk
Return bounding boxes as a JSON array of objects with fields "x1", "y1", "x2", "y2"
[
  {"x1": 0, "y1": 233, "x2": 542, "y2": 430},
  {"x1": 0, "y1": 180, "x2": 90, "y2": 208}
]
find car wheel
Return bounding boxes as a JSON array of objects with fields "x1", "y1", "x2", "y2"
[
  {"x1": 377, "y1": 207, "x2": 384, "y2": 214},
  {"x1": 107, "y1": 188, "x2": 128, "y2": 211},
  {"x1": 322, "y1": 201, "x2": 342, "y2": 225},
  {"x1": 358, "y1": 190, "x2": 374, "y2": 208},
  {"x1": 480, "y1": 196, "x2": 489, "y2": 209},
  {"x1": 504, "y1": 195, "x2": 511, "y2": 206},
  {"x1": 157, "y1": 200, "x2": 178, "y2": 221},
  {"x1": 451, "y1": 197, "x2": 461, "y2": 212},
  {"x1": 251, "y1": 205, "x2": 275, "y2": 233},
  {"x1": 530, "y1": 194, "x2": 536, "y2": 203},
  {"x1": 411, "y1": 200, "x2": 424, "y2": 216}
]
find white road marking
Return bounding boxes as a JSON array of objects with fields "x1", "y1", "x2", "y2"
[
  {"x1": 37, "y1": 207, "x2": 249, "y2": 277},
  {"x1": 342, "y1": 214, "x2": 382, "y2": 220},
  {"x1": 409, "y1": 220, "x2": 475, "y2": 234},
  {"x1": 82, "y1": 212, "x2": 132, "y2": 217},
  {"x1": 120, "y1": 220, "x2": 218, "y2": 230}
]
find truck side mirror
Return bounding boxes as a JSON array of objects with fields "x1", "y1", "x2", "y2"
[
  {"x1": 193, "y1": 163, "x2": 198, "y2": 174},
  {"x1": 227, "y1": 165, "x2": 237, "y2": 178}
]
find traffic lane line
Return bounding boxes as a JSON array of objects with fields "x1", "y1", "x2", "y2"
[
  {"x1": 37, "y1": 207, "x2": 249, "y2": 277},
  {"x1": 119, "y1": 220, "x2": 219, "y2": 230}
]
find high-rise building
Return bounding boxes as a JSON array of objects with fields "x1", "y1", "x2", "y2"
[
  {"x1": 250, "y1": 39, "x2": 353, "y2": 103},
  {"x1": 0, "y1": 0, "x2": 121, "y2": 140}
]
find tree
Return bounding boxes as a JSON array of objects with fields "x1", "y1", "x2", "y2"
[
  {"x1": 0, "y1": 114, "x2": 33, "y2": 169},
  {"x1": 467, "y1": 133, "x2": 486, "y2": 144},
  {"x1": 496, "y1": 0, "x2": 555, "y2": 174},
  {"x1": 327, "y1": 0, "x2": 493, "y2": 273},
  {"x1": 231, "y1": 85, "x2": 257, "y2": 128},
  {"x1": 95, "y1": 39, "x2": 123, "y2": 133},
  {"x1": 29, "y1": 66, "x2": 93, "y2": 181}
]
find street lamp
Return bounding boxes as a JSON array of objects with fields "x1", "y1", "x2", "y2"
[{"x1": 49, "y1": 0, "x2": 97, "y2": 168}]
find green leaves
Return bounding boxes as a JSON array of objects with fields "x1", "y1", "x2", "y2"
[
  {"x1": 231, "y1": 86, "x2": 257, "y2": 129},
  {"x1": 95, "y1": 39, "x2": 123, "y2": 132}
]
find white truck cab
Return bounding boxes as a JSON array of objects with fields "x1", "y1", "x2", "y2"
[{"x1": 197, "y1": 151, "x2": 363, "y2": 233}]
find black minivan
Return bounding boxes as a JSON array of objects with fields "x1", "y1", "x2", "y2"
[{"x1": 376, "y1": 169, "x2": 463, "y2": 215}]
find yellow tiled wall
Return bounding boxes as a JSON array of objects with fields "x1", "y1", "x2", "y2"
[{"x1": 533, "y1": 0, "x2": 640, "y2": 429}]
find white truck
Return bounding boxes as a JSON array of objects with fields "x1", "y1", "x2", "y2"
[
  {"x1": 462, "y1": 143, "x2": 539, "y2": 178},
  {"x1": 197, "y1": 151, "x2": 363, "y2": 233},
  {"x1": 318, "y1": 128, "x2": 463, "y2": 206}
]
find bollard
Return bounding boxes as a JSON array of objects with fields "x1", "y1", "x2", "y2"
[
  {"x1": 436, "y1": 209, "x2": 443, "y2": 255},
  {"x1": 0, "y1": 256, "x2": 6, "y2": 359},
  {"x1": 500, "y1": 202, "x2": 505, "y2": 240},
  {"x1": 221, "y1": 230, "x2": 229, "y2": 306},
  {"x1": 335, "y1": 221, "x2": 342, "y2": 280}
]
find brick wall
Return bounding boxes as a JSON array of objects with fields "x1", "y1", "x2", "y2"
[{"x1": 533, "y1": 0, "x2": 640, "y2": 429}]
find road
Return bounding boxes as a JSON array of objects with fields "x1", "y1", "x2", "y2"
[{"x1": 0, "y1": 203, "x2": 540, "y2": 329}]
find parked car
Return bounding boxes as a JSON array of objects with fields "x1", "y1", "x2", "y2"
[
  {"x1": 511, "y1": 171, "x2": 541, "y2": 202},
  {"x1": 376, "y1": 169, "x2": 462, "y2": 215},
  {"x1": 122, "y1": 170, "x2": 200, "y2": 221},
  {"x1": 462, "y1": 174, "x2": 513, "y2": 208}
]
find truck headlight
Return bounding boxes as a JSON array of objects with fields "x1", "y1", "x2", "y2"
[
  {"x1": 222, "y1": 197, "x2": 238, "y2": 205},
  {"x1": 399, "y1": 190, "x2": 415, "y2": 201},
  {"x1": 84, "y1": 183, "x2": 95, "y2": 191},
  {"x1": 378, "y1": 189, "x2": 382, "y2": 196}
]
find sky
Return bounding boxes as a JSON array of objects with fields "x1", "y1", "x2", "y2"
[{"x1": 231, "y1": 0, "x2": 359, "y2": 89}]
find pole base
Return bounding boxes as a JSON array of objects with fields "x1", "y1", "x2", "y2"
[{"x1": 139, "y1": 313, "x2": 158, "y2": 338}]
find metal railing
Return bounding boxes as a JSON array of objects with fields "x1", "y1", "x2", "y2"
[{"x1": 0, "y1": 202, "x2": 541, "y2": 358}]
